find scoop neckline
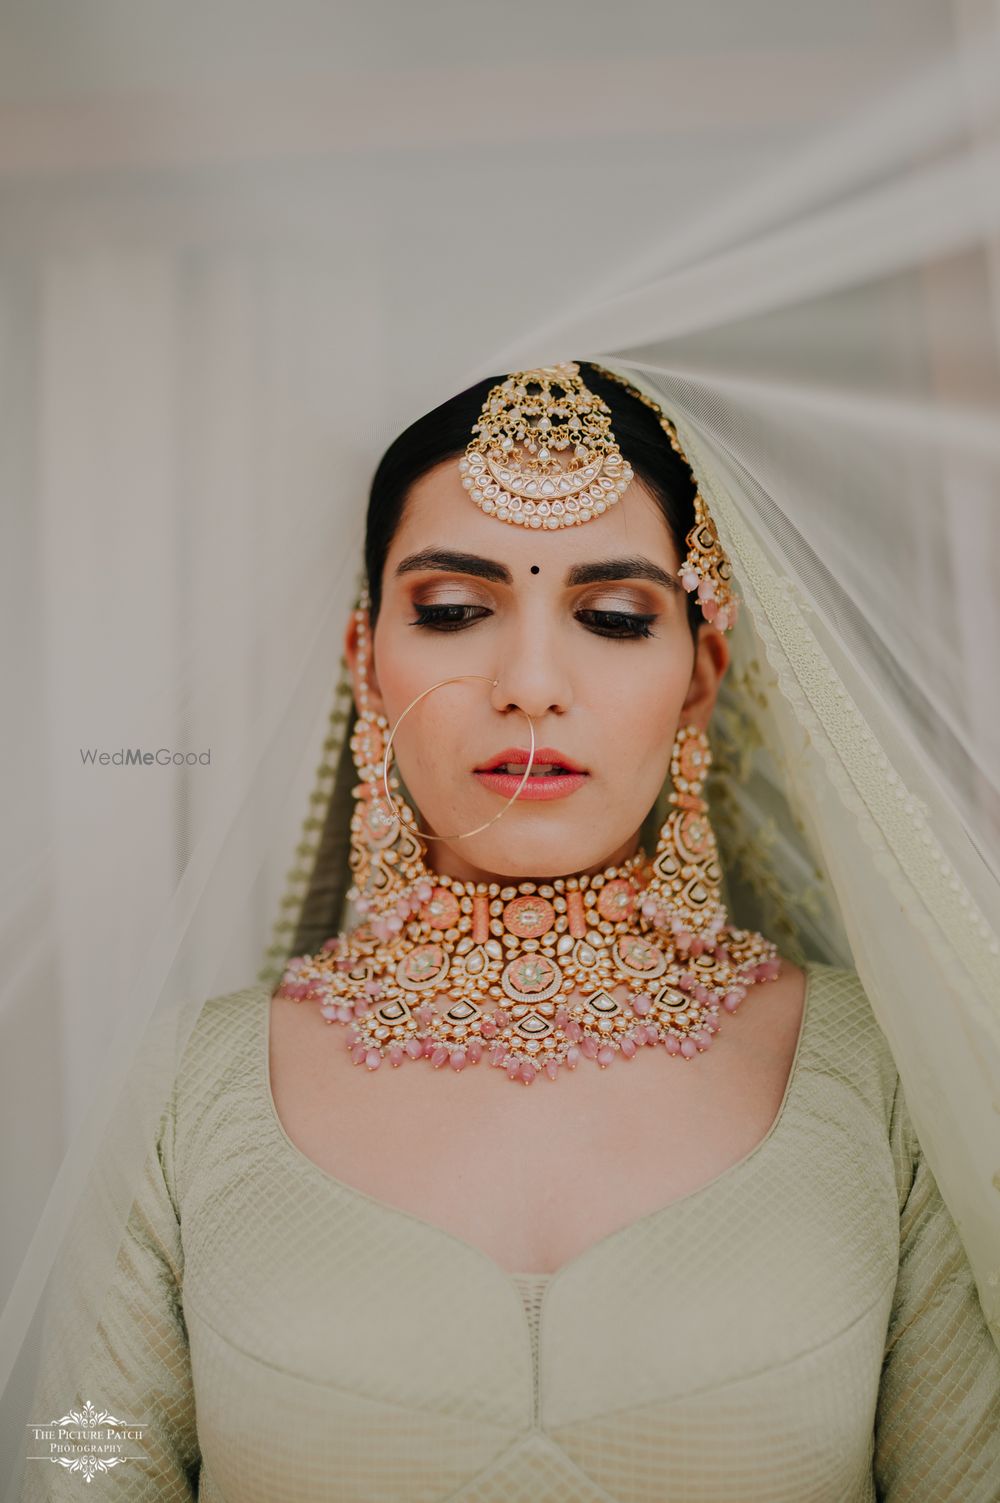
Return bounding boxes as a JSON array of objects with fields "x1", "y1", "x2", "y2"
[{"x1": 259, "y1": 960, "x2": 816, "y2": 1294}]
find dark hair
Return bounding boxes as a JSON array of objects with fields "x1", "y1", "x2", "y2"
[{"x1": 364, "y1": 361, "x2": 701, "y2": 638}]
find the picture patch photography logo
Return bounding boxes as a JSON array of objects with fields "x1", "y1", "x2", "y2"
[{"x1": 26, "y1": 1399, "x2": 147, "y2": 1483}]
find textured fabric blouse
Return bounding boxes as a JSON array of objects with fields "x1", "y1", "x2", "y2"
[{"x1": 21, "y1": 962, "x2": 1000, "y2": 1500}]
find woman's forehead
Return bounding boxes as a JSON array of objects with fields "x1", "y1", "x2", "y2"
[{"x1": 389, "y1": 457, "x2": 681, "y2": 572}]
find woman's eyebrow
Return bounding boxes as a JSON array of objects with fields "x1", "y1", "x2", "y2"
[
  {"x1": 567, "y1": 556, "x2": 683, "y2": 593},
  {"x1": 395, "y1": 548, "x2": 510, "y2": 584}
]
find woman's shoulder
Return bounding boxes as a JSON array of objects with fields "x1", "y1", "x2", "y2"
[
  {"x1": 172, "y1": 981, "x2": 273, "y2": 1113},
  {"x1": 800, "y1": 958, "x2": 900, "y2": 1112}
]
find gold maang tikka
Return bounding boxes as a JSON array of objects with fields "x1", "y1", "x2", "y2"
[{"x1": 460, "y1": 361, "x2": 739, "y2": 631}]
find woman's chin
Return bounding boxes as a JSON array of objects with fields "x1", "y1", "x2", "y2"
[{"x1": 423, "y1": 825, "x2": 633, "y2": 885}]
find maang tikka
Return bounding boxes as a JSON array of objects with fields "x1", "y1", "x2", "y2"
[
  {"x1": 276, "y1": 364, "x2": 779, "y2": 1083},
  {"x1": 460, "y1": 361, "x2": 740, "y2": 631}
]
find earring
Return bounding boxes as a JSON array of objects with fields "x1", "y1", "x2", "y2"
[
  {"x1": 642, "y1": 724, "x2": 727, "y2": 956},
  {"x1": 345, "y1": 591, "x2": 408, "y2": 923}
]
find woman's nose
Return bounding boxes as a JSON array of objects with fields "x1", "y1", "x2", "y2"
[{"x1": 487, "y1": 616, "x2": 573, "y2": 721}]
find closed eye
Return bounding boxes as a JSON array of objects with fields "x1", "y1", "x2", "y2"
[
  {"x1": 408, "y1": 603, "x2": 486, "y2": 631},
  {"x1": 576, "y1": 609, "x2": 657, "y2": 639}
]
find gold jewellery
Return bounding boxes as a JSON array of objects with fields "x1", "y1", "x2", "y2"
[
  {"x1": 460, "y1": 361, "x2": 739, "y2": 631},
  {"x1": 276, "y1": 589, "x2": 781, "y2": 1085}
]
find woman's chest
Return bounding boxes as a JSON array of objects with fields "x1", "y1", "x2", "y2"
[{"x1": 266, "y1": 969, "x2": 808, "y2": 1274}]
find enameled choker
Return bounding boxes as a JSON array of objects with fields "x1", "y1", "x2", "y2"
[{"x1": 276, "y1": 849, "x2": 781, "y2": 1085}]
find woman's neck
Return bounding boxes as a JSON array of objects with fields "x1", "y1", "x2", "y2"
[{"x1": 422, "y1": 828, "x2": 644, "y2": 887}]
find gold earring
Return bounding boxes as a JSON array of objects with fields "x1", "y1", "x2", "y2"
[{"x1": 644, "y1": 724, "x2": 726, "y2": 954}]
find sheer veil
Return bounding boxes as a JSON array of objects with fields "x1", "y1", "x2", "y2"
[{"x1": 2, "y1": 3, "x2": 999, "y2": 1495}]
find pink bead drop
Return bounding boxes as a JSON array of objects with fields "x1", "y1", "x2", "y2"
[
  {"x1": 620, "y1": 1037, "x2": 637, "y2": 1059},
  {"x1": 704, "y1": 1017, "x2": 721, "y2": 1035},
  {"x1": 337, "y1": 1005, "x2": 353, "y2": 1022},
  {"x1": 365, "y1": 1048, "x2": 382, "y2": 1070},
  {"x1": 698, "y1": 575, "x2": 716, "y2": 600},
  {"x1": 364, "y1": 978, "x2": 382, "y2": 996},
  {"x1": 632, "y1": 994, "x2": 651, "y2": 1016},
  {"x1": 714, "y1": 607, "x2": 730, "y2": 631},
  {"x1": 467, "y1": 1039, "x2": 483, "y2": 1063},
  {"x1": 449, "y1": 1049, "x2": 467, "y2": 1071},
  {"x1": 566, "y1": 1045, "x2": 581, "y2": 1068},
  {"x1": 480, "y1": 1019, "x2": 497, "y2": 1039},
  {"x1": 680, "y1": 1038, "x2": 698, "y2": 1059},
  {"x1": 690, "y1": 937, "x2": 705, "y2": 957},
  {"x1": 351, "y1": 1044, "x2": 367, "y2": 1066},
  {"x1": 386, "y1": 914, "x2": 403, "y2": 933},
  {"x1": 554, "y1": 1006, "x2": 569, "y2": 1028},
  {"x1": 489, "y1": 1045, "x2": 506, "y2": 1067},
  {"x1": 545, "y1": 1059, "x2": 559, "y2": 1081},
  {"x1": 678, "y1": 972, "x2": 696, "y2": 993},
  {"x1": 597, "y1": 1046, "x2": 615, "y2": 1068},
  {"x1": 580, "y1": 1036, "x2": 599, "y2": 1060},
  {"x1": 694, "y1": 985, "x2": 711, "y2": 1004},
  {"x1": 681, "y1": 568, "x2": 699, "y2": 592},
  {"x1": 565, "y1": 1019, "x2": 583, "y2": 1042},
  {"x1": 665, "y1": 1035, "x2": 682, "y2": 1056},
  {"x1": 421, "y1": 1036, "x2": 437, "y2": 1057},
  {"x1": 723, "y1": 991, "x2": 743, "y2": 1012},
  {"x1": 388, "y1": 1043, "x2": 405, "y2": 1066},
  {"x1": 405, "y1": 1037, "x2": 423, "y2": 1059},
  {"x1": 320, "y1": 1005, "x2": 337, "y2": 1020},
  {"x1": 675, "y1": 932, "x2": 692, "y2": 952},
  {"x1": 505, "y1": 1057, "x2": 521, "y2": 1079},
  {"x1": 430, "y1": 1046, "x2": 449, "y2": 1068},
  {"x1": 416, "y1": 1004, "x2": 434, "y2": 1026},
  {"x1": 691, "y1": 1030, "x2": 712, "y2": 1050},
  {"x1": 519, "y1": 1062, "x2": 537, "y2": 1084}
]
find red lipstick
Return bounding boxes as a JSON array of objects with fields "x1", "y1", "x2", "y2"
[{"x1": 473, "y1": 745, "x2": 589, "y2": 803}]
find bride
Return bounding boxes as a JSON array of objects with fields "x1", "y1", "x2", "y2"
[{"x1": 18, "y1": 361, "x2": 999, "y2": 1500}]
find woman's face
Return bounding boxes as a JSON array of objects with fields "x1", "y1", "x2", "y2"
[{"x1": 346, "y1": 457, "x2": 729, "y2": 884}]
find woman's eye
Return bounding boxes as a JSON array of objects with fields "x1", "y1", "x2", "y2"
[
  {"x1": 576, "y1": 609, "x2": 657, "y2": 639},
  {"x1": 408, "y1": 603, "x2": 490, "y2": 631}
]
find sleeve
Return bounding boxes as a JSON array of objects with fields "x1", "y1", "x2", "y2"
[
  {"x1": 873, "y1": 1072, "x2": 1000, "y2": 1501},
  {"x1": 20, "y1": 1085, "x2": 201, "y2": 1501}
]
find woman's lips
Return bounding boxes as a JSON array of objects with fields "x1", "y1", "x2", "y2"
[
  {"x1": 473, "y1": 745, "x2": 589, "y2": 802},
  {"x1": 472, "y1": 768, "x2": 589, "y2": 802}
]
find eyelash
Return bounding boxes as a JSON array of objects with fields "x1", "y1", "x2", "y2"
[{"x1": 408, "y1": 603, "x2": 657, "y2": 639}]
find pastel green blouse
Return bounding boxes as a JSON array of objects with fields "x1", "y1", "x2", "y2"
[{"x1": 21, "y1": 962, "x2": 1000, "y2": 1499}]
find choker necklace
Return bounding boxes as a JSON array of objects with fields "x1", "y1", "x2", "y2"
[{"x1": 276, "y1": 711, "x2": 782, "y2": 1084}]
